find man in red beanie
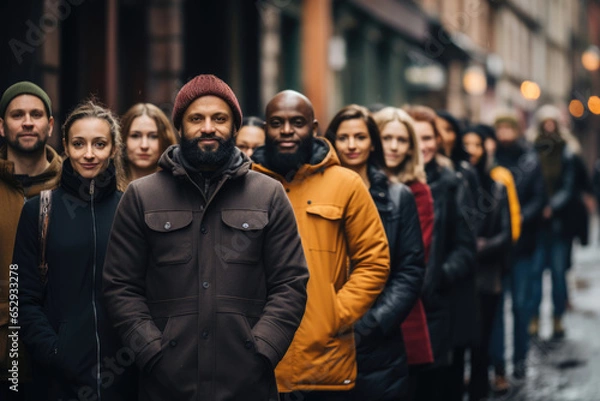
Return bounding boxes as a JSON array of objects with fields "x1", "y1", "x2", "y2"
[{"x1": 103, "y1": 74, "x2": 309, "y2": 401}]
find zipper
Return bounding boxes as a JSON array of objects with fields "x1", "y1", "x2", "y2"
[{"x1": 90, "y1": 180, "x2": 102, "y2": 401}]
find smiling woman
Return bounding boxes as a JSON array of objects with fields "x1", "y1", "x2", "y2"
[{"x1": 13, "y1": 100, "x2": 136, "y2": 400}]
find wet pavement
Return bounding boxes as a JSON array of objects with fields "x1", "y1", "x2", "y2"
[{"x1": 492, "y1": 216, "x2": 600, "y2": 401}]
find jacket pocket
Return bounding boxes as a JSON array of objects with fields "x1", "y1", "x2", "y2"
[
  {"x1": 220, "y1": 209, "x2": 268, "y2": 264},
  {"x1": 305, "y1": 204, "x2": 343, "y2": 252},
  {"x1": 145, "y1": 211, "x2": 193, "y2": 266}
]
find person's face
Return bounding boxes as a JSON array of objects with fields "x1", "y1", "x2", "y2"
[
  {"x1": 484, "y1": 137, "x2": 496, "y2": 159},
  {"x1": 380, "y1": 120, "x2": 411, "y2": 169},
  {"x1": 334, "y1": 118, "x2": 372, "y2": 169},
  {"x1": 236, "y1": 125, "x2": 265, "y2": 158},
  {"x1": 463, "y1": 133, "x2": 484, "y2": 166},
  {"x1": 126, "y1": 114, "x2": 160, "y2": 170},
  {"x1": 64, "y1": 118, "x2": 114, "y2": 179},
  {"x1": 414, "y1": 121, "x2": 437, "y2": 164},
  {"x1": 0, "y1": 94, "x2": 53, "y2": 154},
  {"x1": 495, "y1": 122, "x2": 518, "y2": 146},
  {"x1": 265, "y1": 95, "x2": 317, "y2": 155},
  {"x1": 435, "y1": 116, "x2": 456, "y2": 153},
  {"x1": 542, "y1": 119, "x2": 557, "y2": 134},
  {"x1": 181, "y1": 95, "x2": 234, "y2": 151}
]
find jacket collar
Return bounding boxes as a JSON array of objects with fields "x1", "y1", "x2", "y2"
[
  {"x1": 367, "y1": 164, "x2": 394, "y2": 212},
  {"x1": 158, "y1": 144, "x2": 251, "y2": 182},
  {"x1": 60, "y1": 158, "x2": 117, "y2": 203},
  {"x1": 252, "y1": 137, "x2": 340, "y2": 182},
  {"x1": 0, "y1": 144, "x2": 62, "y2": 196}
]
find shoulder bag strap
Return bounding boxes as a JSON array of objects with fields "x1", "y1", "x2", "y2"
[{"x1": 38, "y1": 190, "x2": 52, "y2": 286}]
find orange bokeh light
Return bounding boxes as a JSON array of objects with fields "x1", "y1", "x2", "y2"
[
  {"x1": 520, "y1": 81, "x2": 541, "y2": 100},
  {"x1": 588, "y1": 96, "x2": 600, "y2": 115},
  {"x1": 569, "y1": 100, "x2": 585, "y2": 118}
]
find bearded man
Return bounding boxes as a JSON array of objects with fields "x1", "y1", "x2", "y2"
[{"x1": 103, "y1": 75, "x2": 309, "y2": 401}]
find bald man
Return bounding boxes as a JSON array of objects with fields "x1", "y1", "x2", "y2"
[{"x1": 252, "y1": 91, "x2": 390, "y2": 401}]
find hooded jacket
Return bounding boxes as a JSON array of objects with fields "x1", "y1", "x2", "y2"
[
  {"x1": 252, "y1": 137, "x2": 390, "y2": 392},
  {"x1": 13, "y1": 159, "x2": 135, "y2": 400},
  {"x1": 0, "y1": 144, "x2": 61, "y2": 381},
  {"x1": 103, "y1": 146, "x2": 308, "y2": 401}
]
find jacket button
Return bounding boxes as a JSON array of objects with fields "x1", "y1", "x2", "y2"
[
  {"x1": 244, "y1": 339, "x2": 253, "y2": 349},
  {"x1": 169, "y1": 340, "x2": 177, "y2": 347},
  {"x1": 202, "y1": 281, "x2": 210, "y2": 289},
  {"x1": 201, "y1": 226, "x2": 207, "y2": 234},
  {"x1": 202, "y1": 330, "x2": 209, "y2": 339},
  {"x1": 164, "y1": 222, "x2": 171, "y2": 230},
  {"x1": 242, "y1": 223, "x2": 249, "y2": 229},
  {"x1": 285, "y1": 188, "x2": 290, "y2": 193},
  {"x1": 307, "y1": 200, "x2": 312, "y2": 204}
]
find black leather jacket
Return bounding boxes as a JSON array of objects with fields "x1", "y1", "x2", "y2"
[
  {"x1": 352, "y1": 165, "x2": 425, "y2": 401},
  {"x1": 423, "y1": 157, "x2": 477, "y2": 362}
]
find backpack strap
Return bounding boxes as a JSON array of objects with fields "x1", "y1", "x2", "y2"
[{"x1": 38, "y1": 190, "x2": 52, "y2": 286}]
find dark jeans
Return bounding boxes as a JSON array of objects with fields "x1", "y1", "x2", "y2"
[
  {"x1": 531, "y1": 230, "x2": 570, "y2": 318},
  {"x1": 280, "y1": 391, "x2": 350, "y2": 401},
  {"x1": 470, "y1": 292, "x2": 501, "y2": 401},
  {"x1": 414, "y1": 365, "x2": 452, "y2": 401}
]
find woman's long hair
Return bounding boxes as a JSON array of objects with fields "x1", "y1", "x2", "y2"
[
  {"x1": 120, "y1": 103, "x2": 178, "y2": 184},
  {"x1": 374, "y1": 107, "x2": 426, "y2": 184},
  {"x1": 324, "y1": 104, "x2": 385, "y2": 169}
]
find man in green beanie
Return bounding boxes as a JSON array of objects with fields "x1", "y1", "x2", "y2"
[{"x1": 0, "y1": 81, "x2": 62, "y2": 401}]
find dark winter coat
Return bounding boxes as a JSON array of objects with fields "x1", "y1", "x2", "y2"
[
  {"x1": 422, "y1": 156, "x2": 477, "y2": 364},
  {"x1": 103, "y1": 146, "x2": 309, "y2": 401},
  {"x1": 13, "y1": 159, "x2": 136, "y2": 401},
  {"x1": 351, "y1": 165, "x2": 425, "y2": 401},
  {"x1": 496, "y1": 139, "x2": 546, "y2": 255},
  {"x1": 567, "y1": 154, "x2": 592, "y2": 245},
  {"x1": 474, "y1": 180, "x2": 511, "y2": 294}
]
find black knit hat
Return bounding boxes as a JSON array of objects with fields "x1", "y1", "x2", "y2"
[
  {"x1": 172, "y1": 74, "x2": 242, "y2": 131},
  {"x1": 0, "y1": 81, "x2": 52, "y2": 118}
]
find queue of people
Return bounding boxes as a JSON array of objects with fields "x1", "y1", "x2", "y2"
[{"x1": 0, "y1": 76, "x2": 596, "y2": 401}]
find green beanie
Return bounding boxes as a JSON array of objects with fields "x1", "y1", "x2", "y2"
[{"x1": 0, "y1": 81, "x2": 52, "y2": 118}]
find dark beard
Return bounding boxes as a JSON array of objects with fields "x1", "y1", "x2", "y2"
[
  {"x1": 4, "y1": 124, "x2": 47, "y2": 155},
  {"x1": 180, "y1": 130, "x2": 235, "y2": 170},
  {"x1": 264, "y1": 136, "x2": 313, "y2": 181}
]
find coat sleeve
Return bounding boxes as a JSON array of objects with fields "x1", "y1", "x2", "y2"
[
  {"x1": 12, "y1": 198, "x2": 58, "y2": 369},
  {"x1": 102, "y1": 185, "x2": 163, "y2": 373},
  {"x1": 477, "y1": 185, "x2": 511, "y2": 260},
  {"x1": 356, "y1": 186, "x2": 425, "y2": 337},
  {"x1": 549, "y1": 152, "x2": 576, "y2": 213},
  {"x1": 335, "y1": 175, "x2": 390, "y2": 333},
  {"x1": 440, "y1": 177, "x2": 477, "y2": 288},
  {"x1": 521, "y1": 155, "x2": 547, "y2": 226},
  {"x1": 251, "y1": 184, "x2": 309, "y2": 368}
]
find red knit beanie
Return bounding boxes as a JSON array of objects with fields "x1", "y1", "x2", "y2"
[{"x1": 172, "y1": 74, "x2": 242, "y2": 131}]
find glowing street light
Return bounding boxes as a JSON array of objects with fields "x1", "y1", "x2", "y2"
[
  {"x1": 520, "y1": 80, "x2": 540, "y2": 100},
  {"x1": 582, "y1": 45, "x2": 600, "y2": 71},
  {"x1": 569, "y1": 99, "x2": 585, "y2": 118},
  {"x1": 463, "y1": 65, "x2": 487, "y2": 96},
  {"x1": 588, "y1": 96, "x2": 600, "y2": 115}
]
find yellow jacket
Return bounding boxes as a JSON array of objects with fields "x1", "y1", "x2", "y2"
[
  {"x1": 491, "y1": 165, "x2": 521, "y2": 242},
  {"x1": 252, "y1": 138, "x2": 390, "y2": 392}
]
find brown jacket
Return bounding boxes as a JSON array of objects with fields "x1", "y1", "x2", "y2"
[
  {"x1": 103, "y1": 146, "x2": 309, "y2": 401},
  {"x1": 0, "y1": 144, "x2": 61, "y2": 380},
  {"x1": 252, "y1": 138, "x2": 390, "y2": 392}
]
